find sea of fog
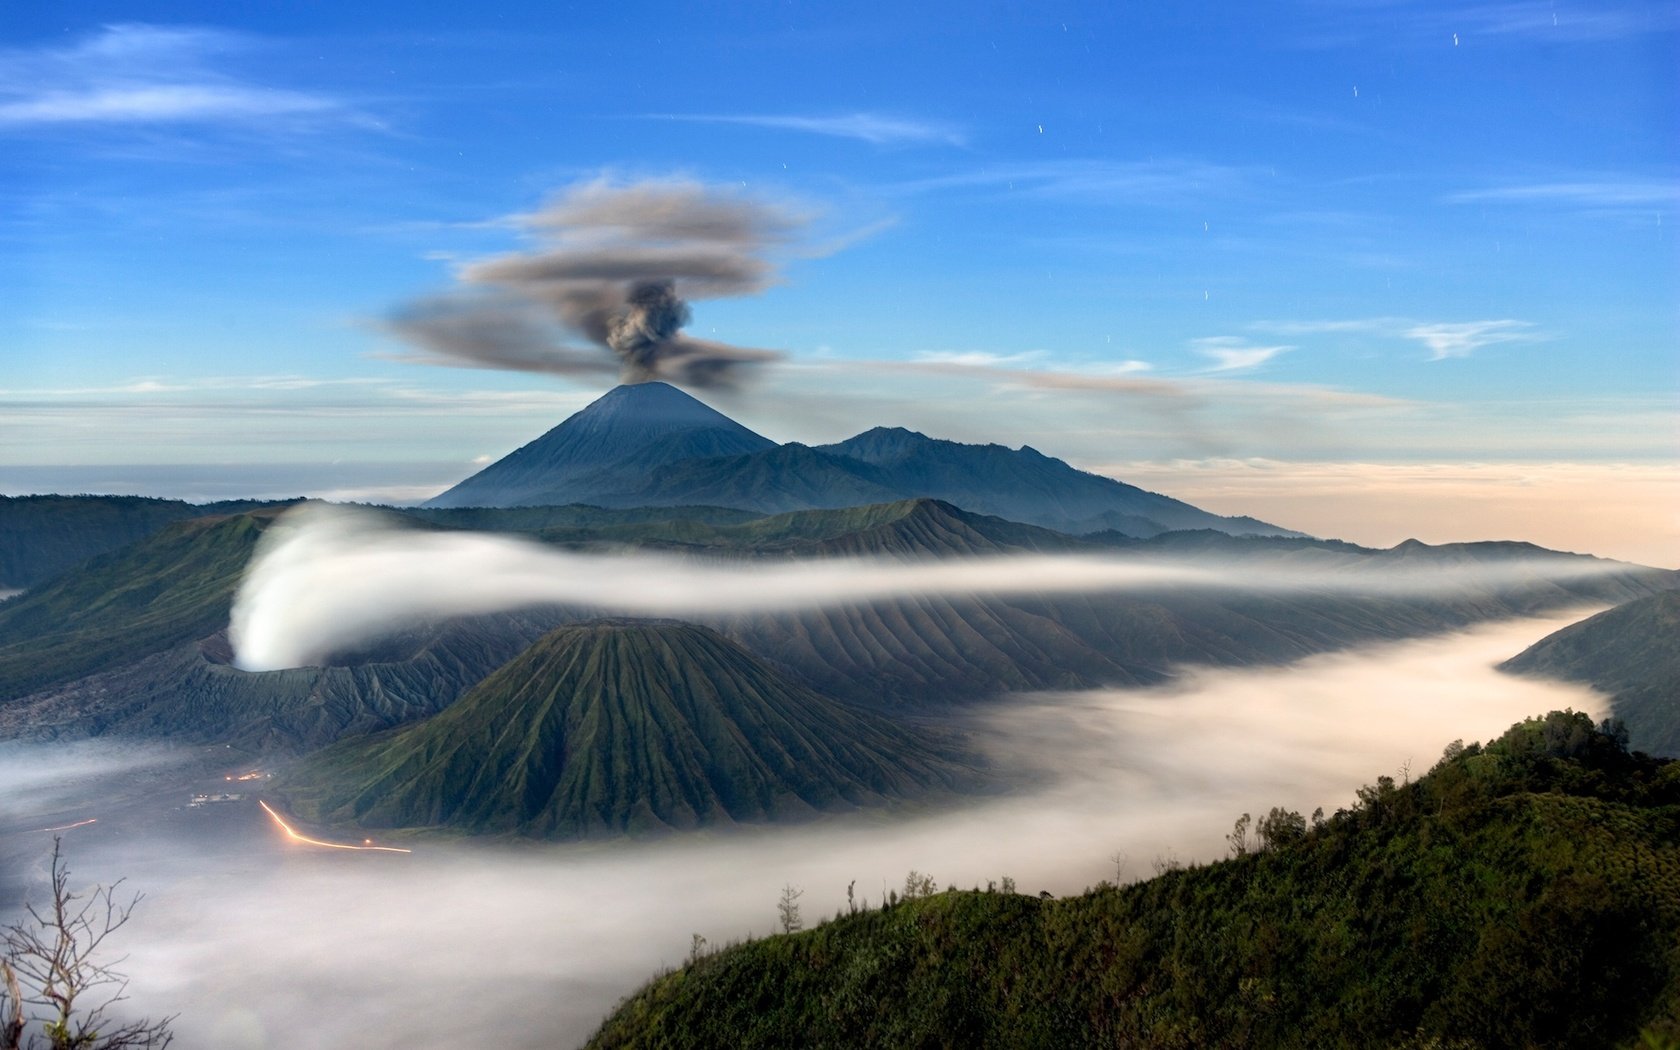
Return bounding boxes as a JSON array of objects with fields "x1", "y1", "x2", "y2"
[{"x1": 0, "y1": 612, "x2": 1610, "y2": 1050}]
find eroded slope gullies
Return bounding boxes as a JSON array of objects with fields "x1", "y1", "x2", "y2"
[{"x1": 284, "y1": 620, "x2": 981, "y2": 838}]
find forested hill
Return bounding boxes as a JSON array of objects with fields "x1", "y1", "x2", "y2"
[
  {"x1": 1502, "y1": 591, "x2": 1680, "y2": 758},
  {"x1": 587, "y1": 711, "x2": 1680, "y2": 1050}
]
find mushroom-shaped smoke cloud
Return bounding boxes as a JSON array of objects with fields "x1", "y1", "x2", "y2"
[{"x1": 387, "y1": 179, "x2": 805, "y2": 389}]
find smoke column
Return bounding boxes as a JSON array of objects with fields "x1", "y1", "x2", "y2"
[{"x1": 386, "y1": 179, "x2": 801, "y2": 389}]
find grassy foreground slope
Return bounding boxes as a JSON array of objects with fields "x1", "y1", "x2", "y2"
[{"x1": 588, "y1": 712, "x2": 1680, "y2": 1050}]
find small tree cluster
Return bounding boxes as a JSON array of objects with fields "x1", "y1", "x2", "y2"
[
  {"x1": 902, "y1": 870, "x2": 936, "y2": 900},
  {"x1": 776, "y1": 885, "x2": 803, "y2": 934}
]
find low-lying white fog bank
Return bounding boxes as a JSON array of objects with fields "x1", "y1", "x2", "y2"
[
  {"x1": 5, "y1": 612, "x2": 1609, "y2": 1050},
  {"x1": 0, "y1": 739, "x2": 180, "y2": 824},
  {"x1": 231, "y1": 503, "x2": 1632, "y2": 669}
]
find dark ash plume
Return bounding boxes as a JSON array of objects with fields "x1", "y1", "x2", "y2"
[
  {"x1": 384, "y1": 179, "x2": 802, "y2": 389},
  {"x1": 608, "y1": 281, "x2": 691, "y2": 379},
  {"x1": 385, "y1": 291, "x2": 619, "y2": 379}
]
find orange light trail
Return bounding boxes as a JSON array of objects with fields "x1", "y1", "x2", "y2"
[
  {"x1": 258, "y1": 800, "x2": 411, "y2": 854},
  {"x1": 37, "y1": 818, "x2": 97, "y2": 833}
]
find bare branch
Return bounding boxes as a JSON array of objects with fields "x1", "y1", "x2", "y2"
[{"x1": 2, "y1": 839, "x2": 174, "y2": 1050}]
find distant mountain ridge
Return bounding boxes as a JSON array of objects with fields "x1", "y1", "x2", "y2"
[
  {"x1": 423, "y1": 382, "x2": 1299, "y2": 538},
  {"x1": 816, "y1": 426, "x2": 1287, "y2": 536}
]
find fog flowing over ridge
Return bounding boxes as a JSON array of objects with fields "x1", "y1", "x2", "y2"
[
  {"x1": 3, "y1": 614, "x2": 1612, "y2": 1050},
  {"x1": 230, "y1": 503, "x2": 1638, "y2": 670}
]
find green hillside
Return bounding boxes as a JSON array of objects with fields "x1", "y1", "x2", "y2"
[
  {"x1": 1502, "y1": 592, "x2": 1680, "y2": 757},
  {"x1": 0, "y1": 613, "x2": 557, "y2": 752},
  {"x1": 0, "y1": 494, "x2": 293, "y2": 590},
  {"x1": 0, "y1": 510, "x2": 277, "y2": 701},
  {"x1": 589, "y1": 711, "x2": 1680, "y2": 1050},
  {"x1": 284, "y1": 620, "x2": 981, "y2": 837}
]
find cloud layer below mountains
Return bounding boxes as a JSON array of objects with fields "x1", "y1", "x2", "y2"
[
  {"x1": 4, "y1": 614, "x2": 1609, "y2": 1049},
  {"x1": 230, "y1": 503, "x2": 1633, "y2": 670}
]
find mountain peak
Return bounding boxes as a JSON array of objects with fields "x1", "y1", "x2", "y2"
[
  {"x1": 424, "y1": 383, "x2": 773, "y2": 509},
  {"x1": 579, "y1": 381, "x2": 733, "y2": 426}
]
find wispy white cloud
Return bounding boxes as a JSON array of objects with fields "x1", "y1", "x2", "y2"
[
  {"x1": 1250, "y1": 316, "x2": 1542, "y2": 360},
  {"x1": 893, "y1": 158, "x2": 1256, "y2": 204},
  {"x1": 0, "y1": 84, "x2": 337, "y2": 125},
  {"x1": 1449, "y1": 3, "x2": 1680, "y2": 42},
  {"x1": 0, "y1": 375, "x2": 392, "y2": 399},
  {"x1": 646, "y1": 112, "x2": 964, "y2": 146},
  {"x1": 1446, "y1": 179, "x2": 1679, "y2": 209},
  {"x1": 1250, "y1": 317, "x2": 1402, "y2": 336},
  {"x1": 911, "y1": 349, "x2": 1050, "y2": 368},
  {"x1": 0, "y1": 23, "x2": 354, "y2": 129},
  {"x1": 1190, "y1": 337, "x2": 1291, "y2": 373},
  {"x1": 1404, "y1": 320, "x2": 1538, "y2": 360},
  {"x1": 1291, "y1": 2, "x2": 1678, "y2": 48}
]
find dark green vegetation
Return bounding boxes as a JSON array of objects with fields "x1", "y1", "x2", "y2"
[
  {"x1": 423, "y1": 381, "x2": 1298, "y2": 537},
  {"x1": 588, "y1": 712, "x2": 1680, "y2": 1050},
  {"x1": 284, "y1": 621, "x2": 978, "y2": 837},
  {"x1": 1503, "y1": 591, "x2": 1680, "y2": 757},
  {"x1": 0, "y1": 511, "x2": 275, "y2": 702},
  {"x1": 0, "y1": 493, "x2": 289, "y2": 589}
]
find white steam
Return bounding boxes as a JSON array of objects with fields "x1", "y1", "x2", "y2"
[{"x1": 230, "y1": 504, "x2": 1632, "y2": 670}]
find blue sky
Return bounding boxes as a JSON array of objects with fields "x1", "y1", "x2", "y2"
[{"x1": 2, "y1": 2, "x2": 1675, "y2": 558}]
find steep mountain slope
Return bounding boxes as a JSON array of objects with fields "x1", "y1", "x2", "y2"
[
  {"x1": 605, "y1": 443, "x2": 906, "y2": 514},
  {"x1": 424, "y1": 381, "x2": 774, "y2": 508},
  {"x1": 818, "y1": 426, "x2": 1296, "y2": 536},
  {"x1": 588, "y1": 712, "x2": 1680, "y2": 1050},
  {"x1": 0, "y1": 510, "x2": 277, "y2": 701},
  {"x1": 286, "y1": 621, "x2": 978, "y2": 837},
  {"x1": 1501, "y1": 591, "x2": 1680, "y2": 756},
  {"x1": 0, "y1": 614, "x2": 557, "y2": 752}
]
